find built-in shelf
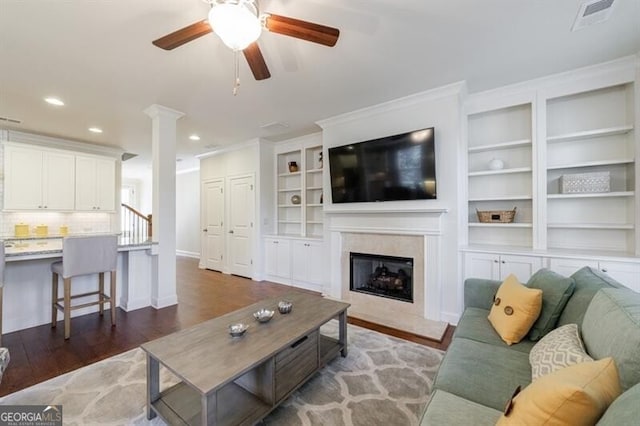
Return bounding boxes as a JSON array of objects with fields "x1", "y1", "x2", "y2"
[
  {"x1": 277, "y1": 188, "x2": 302, "y2": 193},
  {"x1": 547, "y1": 125, "x2": 634, "y2": 143},
  {"x1": 306, "y1": 169, "x2": 323, "y2": 174},
  {"x1": 548, "y1": 191, "x2": 634, "y2": 199},
  {"x1": 547, "y1": 158, "x2": 634, "y2": 170},
  {"x1": 469, "y1": 195, "x2": 532, "y2": 202},
  {"x1": 468, "y1": 223, "x2": 533, "y2": 228},
  {"x1": 278, "y1": 220, "x2": 301, "y2": 224},
  {"x1": 306, "y1": 221, "x2": 323, "y2": 225},
  {"x1": 307, "y1": 204, "x2": 323, "y2": 207},
  {"x1": 468, "y1": 167, "x2": 532, "y2": 177},
  {"x1": 547, "y1": 223, "x2": 635, "y2": 230},
  {"x1": 278, "y1": 204, "x2": 302, "y2": 208},
  {"x1": 468, "y1": 139, "x2": 532, "y2": 153},
  {"x1": 278, "y1": 171, "x2": 301, "y2": 177},
  {"x1": 306, "y1": 186, "x2": 323, "y2": 190}
]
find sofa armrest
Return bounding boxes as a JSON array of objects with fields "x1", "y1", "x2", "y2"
[{"x1": 464, "y1": 278, "x2": 502, "y2": 310}]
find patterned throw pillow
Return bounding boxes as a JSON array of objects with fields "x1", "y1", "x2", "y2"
[
  {"x1": 0, "y1": 348, "x2": 9, "y2": 383},
  {"x1": 529, "y1": 323, "x2": 593, "y2": 381}
]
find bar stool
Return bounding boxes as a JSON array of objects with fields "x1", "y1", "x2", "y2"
[{"x1": 51, "y1": 235, "x2": 118, "y2": 339}]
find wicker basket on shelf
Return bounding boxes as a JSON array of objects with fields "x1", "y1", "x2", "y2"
[{"x1": 476, "y1": 207, "x2": 517, "y2": 223}]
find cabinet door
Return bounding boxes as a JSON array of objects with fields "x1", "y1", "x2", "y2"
[
  {"x1": 464, "y1": 252, "x2": 500, "y2": 280},
  {"x1": 599, "y1": 261, "x2": 640, "y2": 292},
  {"x1": 75, "y1": 156, "x2": 97, "y2": 210},
  {"x1": 499, "y1": 254, "x2": 542, "y2": 282},
  {"x1": 305, "y1": 241, "x2": 323, "y2": 285},
  {"x1": 95, "y1": 158, "x2": 116, "y2": 211},
  {"x1": 265, "y1": 238, "x2": 291, "y2": 278},
  {"x1": 4, "y1": 145, "x2": 43, "y2": 209},
  {"x1": 290, "y1": 240, "x2": 308, "y2": 282},
  {"x1": 43, "y1": 151, "x2": 75, "y2": 210},
  {"x1": 548, "y1": 257, "x2": 598, "y2": 278}
]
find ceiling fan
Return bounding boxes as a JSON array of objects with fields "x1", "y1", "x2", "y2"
[{"x1": 152, "y1": 0, "x2": 340, "y2": 83}]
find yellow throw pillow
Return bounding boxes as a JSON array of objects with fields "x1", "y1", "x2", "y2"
[
  {"x1": 497, "y1": 357, "x2": 621, "y2": 426},
  {"x1": 488, "y1": 274, "x2": 542, "y2": 345}
]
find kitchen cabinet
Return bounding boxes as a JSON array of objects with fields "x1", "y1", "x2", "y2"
[
  {"x1": 464, "y1": 251, "x2": 542, "y2": 282},
  {"x1": 291, "y1": 239, "x2": 323, "y2": 290},
  {"x1": 3, "y1": 144, "x2": 75, "y2": 210},
  {"x1": 264, "y1": 237, "x2": 291, "y2": 279},
  {"x1": 548, "y1": 257, "x2": 640, "y2": 292},
  {"x1": 75, "y1": 155, "x2": 116, "y2": 211}
]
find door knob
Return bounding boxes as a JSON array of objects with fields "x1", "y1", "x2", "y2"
[
  {"x1": 229, "y1": 230, "x2": 234, "y2": 234},
  {"x1": 203, "y1": 229, "x2": 208, "y2": 232}
]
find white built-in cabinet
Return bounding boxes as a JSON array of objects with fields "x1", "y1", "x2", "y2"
[
  {"x1": 462, "y1": 60, "x2": 639, "y2": 287},
  {"x1": 266, "y1": 134, "x2": 325, "y2": 292},
  {"x1": 264, "y1": 237, "x2": 291, "y2": 279},
  {"x1": 75, "y1": 155, "x2": 116, "y2": 211},
  {"x1": 290, "y1": 239, "x2": 323, "y2": 289},
  {"x1": 4, "y1": 144, "x2": 75, "y2": 210},
  {"x1": 464, "y1": 251, "x2": 542, "y2": 282},
  {"x1": 3, "y1": 142, "x2": 117, "y2": 212},
  {"x1": 264, "y1": 236, "x2": 324, "y2": 292},
  {"x1": 548, "y1": 257, "x2": 640, "y2": 292}
]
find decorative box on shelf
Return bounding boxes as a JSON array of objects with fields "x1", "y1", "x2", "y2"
[
  {"x1": 560, "y1": 171, "x2": 610, "y2": 194},
  {"x1": 476, "y1": 207, "x2": 517, "y2": 223}
]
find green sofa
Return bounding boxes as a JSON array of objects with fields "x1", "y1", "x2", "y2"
[{"x1": 420, "y1": 266, "x2": 640, "y2": 425}]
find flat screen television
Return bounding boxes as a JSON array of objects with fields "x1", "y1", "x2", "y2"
[{"x1": 328, "y1": 127, "x2": 436, "y2": 203}]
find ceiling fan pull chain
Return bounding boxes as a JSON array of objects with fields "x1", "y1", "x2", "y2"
[{"x1": 233, "y1": 49, "x2": 241, "y2": 96}]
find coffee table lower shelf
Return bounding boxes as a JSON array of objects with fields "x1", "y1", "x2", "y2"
[{"x1": 151, "y1": 381, "x2": 271, "y2": 426}]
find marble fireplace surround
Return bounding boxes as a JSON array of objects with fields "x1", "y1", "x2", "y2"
[{"x1": 328, "y1": 207, "x2": 449, "y2": 340}]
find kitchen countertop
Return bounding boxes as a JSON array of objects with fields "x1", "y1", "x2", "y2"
[{"x1": 3, "y1": 234, "x2": 155, "y2": 261}]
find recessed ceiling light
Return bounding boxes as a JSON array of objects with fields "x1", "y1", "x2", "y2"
[
  {"x1": 88, "y1": 127, "x2": 103, "y2": 134},
  {"x1": 189, "y1": 134, "x2": 201, "y2": 141},
  {"x1": 44, "y1": 97, "x2": 65, "y2": 106}
]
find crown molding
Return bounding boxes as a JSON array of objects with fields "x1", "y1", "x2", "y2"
[{"x1": 1, "y1": 129, "x2": 123, "y2": 158}]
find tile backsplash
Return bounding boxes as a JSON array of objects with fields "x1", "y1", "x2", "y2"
[{"x1": 2, "y1": 211, "x2": 112, "y2": 237}]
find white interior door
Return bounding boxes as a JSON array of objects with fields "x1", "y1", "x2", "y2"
[
  {"x1": 229, "y1": 175, "x2": 254, "y2": 278},
  {"x1": 203, "y1": 179, "x2": 225, "y2": 272}
]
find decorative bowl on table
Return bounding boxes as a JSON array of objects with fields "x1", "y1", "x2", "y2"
[
  {"x1": 228, "y1": 323, "x2": 249, "y2": 337},
  {"x1": 253, "y1": 309, "x2": 275, "y2": 323},
  {"x1": 277, "y1": 300, "x2": 293, "y2": 314}
]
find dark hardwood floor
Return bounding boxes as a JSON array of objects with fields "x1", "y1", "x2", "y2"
[{"x1": 0, "y1": 256, "x2": 452, "y2": 397}]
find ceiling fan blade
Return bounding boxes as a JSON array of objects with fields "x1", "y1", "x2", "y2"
[
  {"x1": 152, "y1": 20, "x2": 212, "y2": 50},
  {"x1": 243, "y1": 42, "x2": 271, "y2": 80},
  {"x1": 265, "y1": 14, "x2": 340, "y2": 47}
]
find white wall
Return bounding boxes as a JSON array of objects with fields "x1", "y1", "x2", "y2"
[
  {"x1": 176, "y1": 169, "x2": 201, "y2": 257},
  {"x1": 318, "y1": 82, "x2": 465, "y2": 323}
]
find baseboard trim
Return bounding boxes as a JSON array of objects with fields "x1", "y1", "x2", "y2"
[
  {"x1": 152, "y1": 295, "x2": 178, "y2": 309},
  {"x1": 176, "y1": 250, "x2": 200, "y2": 259}
]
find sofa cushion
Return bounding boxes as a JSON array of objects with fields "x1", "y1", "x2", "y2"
[
  {"x1": 496, "y1": 358, "x2": 621, "y2": 426},
  {"x1": 582, "y1": 288, "x2": 640, "y2": 391},
  {"x1": 488, "y1": 274, "x2": 543, "y2": 345},
  {"x1": 420, "y1": 389, "x2": 501, "y2": 426},
  {"x1": 526, "y1": 269, "x2": 576, "y2": 341},
  {"x1": 597, "y1": 382, "x2": 640, "y2": 426},
  {"x1": 433, "y1": 337, "x2": 532, "y2": 411},
  {"x1": 454, "y1": 307, "x2": 535, "y2": 354},
  {"x1": 529, "y1": 323, "x2": 593, "y2": 380},
  {"x1": 558, "y1": 267, "x2": 624, "y2": 327}
]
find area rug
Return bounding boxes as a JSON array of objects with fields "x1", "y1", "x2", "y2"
[{"x1": 0, "y1": 323, "x2": 443, "y2": 425}]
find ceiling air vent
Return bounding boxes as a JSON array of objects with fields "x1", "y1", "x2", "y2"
[{"x1": 572, "y1": 0, "x2": 616, "y2": 31}]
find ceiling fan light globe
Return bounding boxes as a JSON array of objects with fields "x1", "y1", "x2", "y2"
[{"x1": 208, "y1": 3, "x2": 262, "y2": 51}]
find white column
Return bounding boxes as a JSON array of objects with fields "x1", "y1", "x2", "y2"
[{"x1": 144, "y1": 104, "x2": 184, "y2": 308}]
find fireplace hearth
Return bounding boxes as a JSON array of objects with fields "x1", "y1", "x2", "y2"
[{"x1": 350, "y1": 252, "x2": 413, "y2": 303}]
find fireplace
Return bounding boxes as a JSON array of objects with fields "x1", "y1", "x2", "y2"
[{"x1": 350, "y1": 252, "x2": 414, "y2": 303}]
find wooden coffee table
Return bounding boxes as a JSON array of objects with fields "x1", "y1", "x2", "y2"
[{"x1": 141, "y1": 292, "x2": 349, "y2": 426}]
